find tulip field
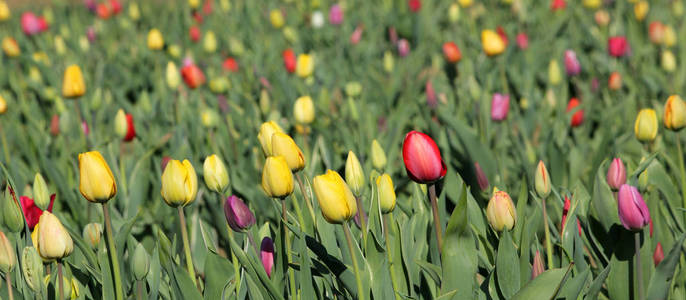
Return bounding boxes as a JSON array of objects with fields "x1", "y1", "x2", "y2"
[{"x1": 3, "y1": 0, "x2": 686, "y2": 299}]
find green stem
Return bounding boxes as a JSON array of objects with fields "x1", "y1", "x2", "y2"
[
  {"x1": 102, "y1": 203, "x2": 123, "y2": 300},
  {"x1": 5, "y1": 271, "x2": 13, "y2": 300},
  {"x1": 429, "y1": 184, "x2": 443, "y2": 255},
  {"x1": 542, "y1": 197, "x2": 554, "y2": 269},
  {"x1": 136, "y1": 280, "x2": 143, "y2": 300},
  {"x1": 343, "y1": 222, "x2": 365, "y2": 300},
  {"x1": 177, "y1": 206, "x2": 197, "y2": 287},
  {"x1": 295, "y1": 173, "x2": 316, "y2": 228},
  {"x1": 0, "y1": 122, "x2": 9, "y2": 165},
  {"x1": 281, "y1": 199, "x2": 297, "y2": 299},
  {"x1": 58, "y1": 262, "x2": 63, "y2": 300},
  {"x1": 290, "y1": 185, "x2": 306, "y2": 231},
  {"x1": 355, "y1": 195, "x2": 368, "y2": 246},
  {"x1": 636, "y1": 232, "x2": 644, "y2": 300},
  {"x1": 676, "y1": 133, "x2": 686, "y2": 226},
  {"x1": 226, "y1": 227, "x2": 241, "y2": 299},
  {"x1": 383, "y1": 214, "x2": 401, "y2": 300}
]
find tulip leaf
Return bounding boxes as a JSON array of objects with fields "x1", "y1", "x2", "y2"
[
  {"x1": 645, "y1": 232, "x2": 686, "y2": 300},
  {"x1": 227, "y1": 229, "x2": 283, "y2": 300},
  {"x1": 510, "y1": 265, "x2": 572, "y2": 300},
  {"x1": 441, "y1": 183, "x2": 477, "y2": 299},
  {"x1": 584, "y1": 265, "x2": 610, "y2": 299},
  {"x1": 202, "y1": 251, "x2": 235, "y2": 300},
  {"x1": 297, "y1": 233, "x2": 316, "y2": 300},
  {"x1": 98, "y1": 243, "x2": 116, "y2": 300},
  {"x1": 496, "y1": 230, "x2": 520, "y2": 298}
]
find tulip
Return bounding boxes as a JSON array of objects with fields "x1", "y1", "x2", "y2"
[
  {"x1": 224, "y1": 195, "x2": 256, "y2": 232},
  {"x1": 531, "y1": 250, "x2": 545, "y2": 279},
  {"x1": 96, "y1": 3, "x2": 110, "y2": 19},
  {"x1": 663, "y1": 26, "x2": 676, "y2": 47},
  {"x1": 516, "y1": 33, "x2": 528, "y2": 50},
  {"x1": 408, "y1": 0, "x2": 421, "y2": 12},
  {"x1": 223, "y1": 57, "x2": 239, "y2": 72},
  {"x1": 653, "y1": 242, "x2": 664, "y2": 266},
  {"x1": 147, "y1": 29, "x2": 164, "y2": 50},
  {"x1": 167, "y1": 44, "x2": 181, "y2": 58},
  {"x1": 20, "y1": 194, "x2": 54, "y2": 230},
  {"x1": 262, "y1": 156, "x2": 294, "y2": 199},
  {"x1": 114, "y1": 109, "x2": 136, "y2": 142},
  {"x1": 271, "y1": 133, "x2": 305, "y2": 172},
  {"x1": 482, "y1": 29, "x2": 505, "y2": 56},
  {"x1": 82, "y1": 223, "x2": 102, "y2": 249},
  {"x1": 459, "y1": 0, "x2": 472, "y2": 7},
  {"x1": 35, "y1": 211, "x2": 73, "y2": 260},
  {"x1": 564, "y1": 50, "x2": 581, "y2": 76},
  {"x1": 283, "y1": 48, "x2": 296, "y2": 73},
  {"x1": 402, "y1": 131, "x2": 447, "y2": 183},
  {"x1": 50, "y1": 114, "x2": 59, "y2": 136},
  {"x1": 606, "y1": 158, "x2": 626, "y2": 191},
  {"x1": 0, "y1": 1, "x2": 9, "y2": 21},
  {"x1": 180, "y1": 62, "x2": 206, "y2": 89},
  {"x1": 448, "y1": 3, "x2": 459, "y2": 22},
  {"x1": 664, "y1": 95, "x2": 686, "y2": 131},
  {"x1": 188, "y1": 0, "x2": 200, "y2": 8},
  {"x1": 312, "y1": 11, "x2": 325, "y2": 28},
  {"x1": 1, "y1": 37, "x2": 19, "y2": 57},
  {"x1": 21, "y1": 247, "x2": 42, "y2": 293},
  {"x1": 21, "y1": 12, "x2": 48, "y2": 36},
  {"x1": 550, "y1": 0, "x2": 566, "y2": 11},
  {"x1": 474, "y1": 162, "x2": 489, "y2": 191},
  {"x1": 269, "y1": 9, "x2": 284, "y2": 29},
  {"x1": 33, "y1": 173, "x2": 51, "y2": 211},
  {"x1": 203, "y1": 30, "x2": 217, "y2": 53},
  {"x1": 203, "y1": 154, "x2": 230, "y2": 193},
  {"x1": 567, "y1": 98, "x2": 584, "y2": 127},
  {"x1": 383, "y1": 50, "x2": 394, "y2": 73},
  {"x1": 486, "y1": 189, "x2": 517, "y2": 231},
  {"x1": 189, "y1": 26, "x2": 201, "y2": 42},
  {"x1": 608, "y1": 36, "x2": 629, "y2": 57},
  {"x1": 617, "y1": 184, "x2": 651, "y2": 231},
  {"x1": 161, "y1": 159, "x2": 198, "y2": 207},
  {"x1": 132, "y1": 242, "x2": 150, "y2": 281},
  {"x1": 260, "y1": 237, "x2": 275, "y2": 277},
  {"x1": 0, "y1": 95, "x2": 5, "y2": 114},
  {"x1": 257, "y1": 121, "x2": 285, "y2": 156},
  {"x1": 561, "y1": 196, "x2": 582, "y2": 236},
  {"x1": 376, "y1": 174, "x2": 396, "y2": 213},
  {"x1": 313, "y1": 170, "x2": 357, "y2": 224},
  {"x1": 397, "y1": 39, "x2": 410, "y2": 57},
  {"x1": 548, "y1": 60, "x2": 561, "y2": 85},
  {"x1": 661, "y1": 50, "x2": 676, "y2": 73},
  {"x1": 371, "y1": 139, "x2": 387, "y2": 170},
  {"x1": 296, "y1": 54, "x2": 314, "y2": 78},
  {"x1": 608, "y1": 72, "x2": 622, "y2": 91},
  {"x1": 0, "y1": 231, "x2": 14, "y2": 274},
  {"x1": 535, "y1": 160, "x2": 551, "y2": 198},
  {"x1": 350, "y1": 25, "x2": 363, "y2": 45},
  {"x1": 496, "y1": 27, "x2": 508, "y2": 47},
  {"x1": 209, "y1": 77, "x2": 229, "y2": 93},
  {"x1": 345, "y1": 151, "x2": 365, "y2": 196},
  {"x1": 634, "y1": 109, "x2": 658, "y2": 142},
  {"x1": 109, "y1": 0, "x2": 121, "y2": 14},
  {"x1": 634, "y1": 1, "x2": 649, "y2": 21},
  {"x1": 294, "y1": 96, "x2": 315, "y2": 124},
  {"x1": 329, "y1": 4, "x2": 343, "y2": 25},
  {"x1": 442, "y1": 42, "x2": 461, "y2": 64},
  {"x1": 79, "y1": 151, "x2": 117, "y2": 203},
  {"x1": 582, "y1": 0, "x2": 600, "y2": 8},
  {"x1": 426, "y1": 80, "x2": 437, "y2": 109},
  {"x1": 649, "y1": 22, "x2": 665, "y2": 45},
  {"x1": 490, "y1": 93, "x2": 510, "y2": 122},
  {"x1": 594, "y1": 10, "x2": 610, "y2": 27},
  {"x1": 166, "y1": 62, "x2": 180, "y2": 89},
  {"x1": 62, "y1": 65, "x2": 86, "y2": 98}
]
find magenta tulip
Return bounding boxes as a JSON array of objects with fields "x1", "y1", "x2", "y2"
[
  {"x1": 564, "y1": 50, "x2": 580, "y2": 76},
  {"x1": 21, "y1": 12, "x2": 48, "y2": 36},
  {"x1": 402, "y1": 131, "x2": 447, "y2": 183},
  {"x1": 329, "y1": 4, "x2": 343, "y2": 25},
  {"x1": 490, "y1": 93, "x2": 510, "y2": 122},
  {"x1": 224, "y1": 196, "x2": 256, "y2": 232},
  {"x1": 608, "y1": 36, "x2": 629, "y2": 57},
  {"x1": 260, "y1": 237, "x2": 275, "y2": 278},
  {"x1": 617, "y1": 184, "x2": 651, "y2": 231},
  {"x1": 397, "y1": 39, "x2": 410, "y2": 57},
  {"x1": 606, "y1": 158, "x2": 626, "y2": 191}
]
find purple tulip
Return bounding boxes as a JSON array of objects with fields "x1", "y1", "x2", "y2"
[
  {"x1": 329, "y1": 4, "x2": 343, "y2": 25},
  {"x1": 606, "y1": 158, "x2": 626, "y2": 191},
  {"x1": 87, "y1": 27, "x2": 96, "y2": 43},
  {"x1": 260, "y1": 237, "x2": 275, "y2": 278},
  {"x1": 617, "y1": 184, "x2": 651, "y2": 231},
  {"x1": 224, "y1": 196, "x2": 256, "y2": 232},
  {"x1": 490, "y1": 93, "x2": 510, "y2": 122},
  {"x1": 84, "y1": 0, "x2": 97, "y2": 12},
  {"x1": 474, "y1": 162, "x2": 489, "y2": 191},
  {"x1": 397, "y1": 39, "x2": 410, "y2": 57},
  {"x1": 564, "y1": 50, "x2": 581, "y2": 76}
]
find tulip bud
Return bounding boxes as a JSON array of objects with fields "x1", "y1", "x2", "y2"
[
  {"x1": 0, "y1": 1, "x2": 9, "y2": 22},
  {"x1": 62, "y1": 65, "x2": 86, "y2": 99},
  {"x1": 664, "y1": 95, "x2": 686, "y2": 131},
  {"x1": 402, "y1": 131, "x2": 447, "y2": 183},
  {"x1": 260, "y1": 237, "x2": 275, "y2": 277},
  {"x1": 161, "y1": 159, "x2": 198, "y2": 207},
  {"x1": 634, "y1": 1, "x2": 649, "y2": 21},
  {"x1": 531, "y1": 250, "x2": 545, "y2": 279},
  {"x1": 329, "y1": 4, "x2": 343, "y2": 25},
  {"x1": 606, "y1": 158, "x2": 626, "y2": 191},
  {"x1": 257, "y1": 121, "x2": 285, "y2": 156},
  {"x1": 33, "y1": 173, "x2": 50, "y2": 211},
  {"x1": 261, "y1": 156, "x2": 294, "y2": 199},
  {"x1": 21, "y1": 247, "x2": 43, "y2": 293},
  {"x1": 663, "y1": 26, "x2": 676, "y2": 47},
  {"x1": 167, "y1": 44, "x2": 181, "y2": 58},
  {"x1": 442, "y1": 42, "x2": 462, "y2": 64},
  {"x1": 397, "y1": 39, "x2": 410, "y2": 57},
  {"x1": 114, "y1": 109, "x2": 127, "y2": 138},
  {"x1": 147, "y1": 29, "x2": 164, "y2": 50},
  {"x1": 203, "y1": 154, "x2": 230, "y2": 193},
  {"x1": 548, "y1": 60, "x2": 561, "y2": 85},
  {"x1": 209, "y1": 77, "x2": 229, "y2": 93},
  {"x1": 224, "y1": 195, "x2": 256, "y2": 232},
  {"x1": 21, "y1": 12, "x2": 47, "y2": 36},
  {"x1": 550, "y1": 0, "x2": 566, "y2": 10},
  {"x1": 617, "y1": 184, "x2": 651, "y2": 231},
  {"x1": 608, "y1": 36, "x2": 629, "y2": 58},
  {"x1": 128, "y1": 2, "x2": 140, "y2": 20},
  {"x1": 482, "y1": 30, "x2": 505, "y2": 56},
  {"x1": 376, "y1": 174, "x2": 396, "y2": 213},
  {"x1": 490, "y1": 93, "x2": 510, "y2": 122},
  {"x1": 166, "y1": 62, "x2": 180, "y2": 89},
  {"x1": 567, "y1": 98, "x2": 584, "y2": 127},
  {"x1": 2, "y1": 37, "x2": 19, "y2": 57},
  {"x1": 3, "y1": 187, "x2": 23, "y2": 233},
  {"x1": 474, "y1": 162, "x2": 489, "y2": 191},
  {"x1": 296, "y1": 54, "x2": 314, "y2": 78},
  {"x1": 188, "y1": 0, "x2": 199, "y2": 8},
  {"x1": 345, "y1": 151, "x2": 365, "y2": 197},
  {"x1": 486, "y1": 188, "x2": 517, "y2": 231},
  {"x1": 181, "y1": 62, "x2": 206, "y2": 89},
  {"x1": 131, "y1": 242, "x2": 150, "y2": 281},
  {"x1": 0, "y1": 95, "x2": 6, "y2": 114},
  {"x1": 634, "y1": 109, "x2": 658, "y2": 142},
  {"x1": 649, "y1": 22, "x2": 665, "y2": 45},
  {"x1": 78, "y1": 151, "x2": 117, "y2": 203},
  {"x1": 36, "y1": 211, "x2": 73, "y2": 260},
  {"x1": 82, "y1": 222, "x2": 102, "y2": 249},
  {"x1": 271, "y1": 133, "x2": 305, "y2": 172},
  {"x1": 0, "y1": 231, "x2": 15, "y2": 274},
  {"x1": 582, "y1": 0, "x2": 600, "y2": 8},
  {"x1": 313, "y1": 170, "x2": 357, "y2": 224},
  {"x1": 661, "y1": 50, "x2": 676, "y2": 73},
  {"x1": 203, "y1": 30, "x2": 217, "y2": 53},
  {"x1": 283, "y1": 48, "x2": 296, "y2": 73},
  {"x1": 564, "y1": 50, "x2": 581, "y2": 76},
  {"x1": 371, "y1": 139, "x2": 387, "y2": 170},
  {"x1": 270, "y1": 9, "x2": 284, "y2": 29},
  {"x1": 294, "y1": 96, "x2": 315, "y2": 124},
  {"x1": 229, "y1": 37, "x2": 244, "y2": 56},
  {"x1": 459, "y1": 0, "x2": 473, "y2": 7},
  {"x1": 312, "y1": 11, "x2": 325, "y2": 28},
  {"x1": 653, "y1": 242, "x2": 664, "y2": 266},
  {"x1": 535, "y1": 160, "x2": 551, "y2": 198},
  {"x1": 608, "y1": 72, "x2": 622, "y2": 91},
  {"x1": 383, "y1": 50, "x2": 394, "y2": 73}
]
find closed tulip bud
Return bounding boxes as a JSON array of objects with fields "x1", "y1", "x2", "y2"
[
  {"x1": 128, "y1": 2, "x2": 140, "y2": 20},
  {"x1": 486, "y1": 189, "x2": 517, "y2": 231},
  {"x1": 224, "y1": 195, "x2": 255, "y2": 232},
  {"x1": 296, "y1": 54, "x2": 314, "y2": 78},
  {"x1": 257, "y1": 121, "x2": 285, "y2": 156},
  {"x1": 130, "y1": 242, "x2": 150, "y2": 281},
  {"x1": 675, "y1": 0, "x2": 684, "y2": 16},
  {"x1": 442, "y1": 42, "x2": 462, "y2": 64},
  {"x1": 32, "y1": 173, "x2": 50, "y2": 211},
  {"x1": 114, "y1": 109, "x2": 127, "y2": 138},
  {"x1": 664, "y1": 95, "x2": 686, "y2": 131},
  {"x1": 2, "y1": 37, "x2": 19, "y2": 57},
  {"x1": 203, "y1": 30, "x2": 217, "y2": 53},
  {"x1": 567, "y1": 98, "x2": 584, "y2": 127},
  {"x1": 474, "y1": 162, "x2": 489, "y2": 191},
  {"x1": 209, "y1": 77, "x2": 229, "y2": 93},
  {"x1": 482, "y1": 30, "x2": 505, "y2": 56},
  {"x1": 166, "y1": 62, "x2": 180, "y2": 89},
  {"x1": 397, "y1": 39, "x2": 410, "y2": 57},
  {"x1": 0, "y1": 95, "x2": 6, "y2": 114},
  {"x1": 376, "y1": 174, "x2": 396, "y2": 213},
  {"x1": 608, "y1": 72, "x2": 622, "y2": 91},
  {"x1": 663, "y1": 26, "x2": 676, "y2": 47},
  {"x1": 531, "y1": 250, "x2": 545, "y2": 279},
  {"x1": 271, "y1": 133, "x2": 305, "y2": 172},
  {"x1": 188, "y1": 0, "x2": 199, "y2": 8},
  {"x1": 594, "y1": 10, "x2": 610, "y2": 27},
  {"x1": 0, "y1": 1, "x2": 9, "y2": 21},
  {"x1": 345, "y1": 151, "x2": 365, "y2": 196},
  {"x1": 608, "y1": 36, "x2": 629, "y2": 58},
  {"x1": 82, "y1": 223, "x2": 102, "y2": 249},
  {"x1": 35, "y1": 212, "x2": 73, "y2": 260},
  {"x1": 582, "y1": 0, "x2": 600, "y2": 8},
  {"x1": 3, "y1": 187, "x2": 23, "y2": 233},
  {"x1": 606, "y1": 158, "x2": 626, "y2": 191},
  {"x1": 78, "y1": 151, "x2": 117, "y2": 203},
  {"x1": 0, "y1": 231, "x2": 15, "y2": 274},
  {"x1": 181, "y1": 62, "x2": 206, "y2": 89},
  {"x1": 490, "y1": 93, "x2": 510, "y2": 121},
  {"x1": 653, "y1": 242, "x2": 664, "y2": 266},
  {"x1": 161, "y1": 159, "x2": 198, "y2": 207},
  {"x1": 661, "y1": 50, "x2": 676, "y2": 73},
  {"x1": 203, "y1": 154, "x2": 230, "y2": 193},
  {"x1": 260, "y1": 237, "x2": 275, "y2": 277},
  {"x1": 402, "y1": 131, "x2": 447, "y2": 183},
  {"x1": 550, "y1": 0, "x2": 566, "y2": 10},
  {"x1": 21, "y1": 12, "x2": 47, "y2": 36},
  {"x1": 448, "y1": 3, "x2": 460, "y2": 22},
  {"x1": 294, "y1": 96, "x2": 315, "y2": 124},
  {"x1": 564, "y1": 50, "x2": 581, "y2": 76},
  {"x1": 548, "y1": 60, "x2": 561, "y2": 85},
  {"x1": 282, "y1": 48, "x2": 296, "y2": 73},
  {"x1": 617, "y1": 184, "x2": 651, "y2": 231},
  {"x1": 223, "y1": 57, "x2": 239, "y2": 72},
  {"x1": 313, "y1": 170, "x2": 357, "y2": 224},
  {"x1": 190, "y1": 26, "x2": 201, "y2": 42},
  {"x1": 147, "y1": 29, "x2": 164, "y2": 50},
  {"x1": 634, "y1": 1, "x2": 649, "y2": 21},
  {"x1": 270, "y1": 9, "x2": 284, "y2": 29},
  {"x1": 649, "y1": 22, "x2": 665, "y2": 45},
  {"x1": 634, "y1": 109, "x2": 658, "y2": 142},
  {"x1": 21, "y1": 247, "x2": 43, "y2": 292},
  {"x1": 371, "y1": 139, "x2": 387, "y2": 170},
  {"x1": 262, "y1": 156, "x2": 294, "y2": 199},
  {"x1": 167, "y1": 44, "x2": 181, "y2": 58},
  {"x1": 383, "y1": 50, "x2": 394, "y2": 73},
  {"x1": 459, "y1": 0, "x2": 473, "y2": 7},
  {"x1": 329, "y1": 4, "x2": 343, "y2": 25},
  {"x1": 229, "y1": 37, "x2": 244, "y2": 56},
  {"x1": 535, "y1": 160, "x2": 551, "y2": 198},
  {"x1": 312, "y1": 11, "x2": 325, "y2": 28},
  {"x1": 516, "y1": 33, "x2": 528, "y2": 50},
  {"x1": 62, "y1": 65, "x2": 85, "y2": 98}
]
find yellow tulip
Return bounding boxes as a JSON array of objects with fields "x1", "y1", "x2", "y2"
[
  {"x1": 313, "y1": 170, "x2": 357, "y2": 224},
  {"x1": 294, "y1": 96, "x2": 315, "y2": 125},
  {"x1": 481, "y1": 30, "x2": 505, "y2": 56},
  {"x1": 663, "y1": 26, "x2": 677, "y2": 47},
  {"x1": 54, "y1": 36, "x2": 66, "y2": 55},
  {"x1": 62, "y1": 65, "x2": 86, "y2": 98},
  {"x1": 128, "y1": 2, "x2": 140, "y2": 20},
  {"x1": 634, "y1": 1, "x2": 649, "y2": 21},
  {"x1": 203, "y1": 154, "x2": 230, "y2": 193},
  {"x1": 257, "y1": 121, "x2": 285, "y2": 156},
  {"x1": 345, "y1": 151, "x2": 365, "y2": 197},
  {"x1": 2, "y1": 37, "x2": 19, "y2": 57},
  {"x1": 203, "y1": 30, "x2": 217, "y2": 53},
  {"x1": 271, "y1": 133, "x2": 305, "y2": 172},
  {"x1": 383, "y1": 50, "x2": 394, "y2": 73},
  {"x1": 188, "y1": 0, "x2": 200, "y2": 8},
  {"x1": 662, "y1": 50, "x2": 677, "y2": 73},
  {"x1": 371, "y1": 139, "x2": 387, "y2": 170},
  {"x1": 296, "y1": 54, "x2": 314, "y2": 78},
  {"x1": 634, "y1": 109, "x2": 658, "y2": 142},
  {"x1": 0, "y1": 94, "x2": 6, "y2": 114},
  {"x1": 664, "y1": 95, "x2": 686, "y2": 131},
  {"x1": 261, "y1": 156, "x2": 294, "y2": 199},
  {"x1": 459, "y1": 0, "x2": 473, "y2": 7},
  {"x1": 114, "y1": 109, "x2": 127, "y2": 138},
  {"x1": 548, "y1": 60, "x2": 561, "y2": 86},
  {"x1": 79, "y1": 151, "x2": 117, "y2": 203},
  {"x1": 0, "y1": 1, "x2": 10, "y2": 22},
  {"x1": 582, "y1": 0, "x2": 601, "y2": 9},
  {"x1": 0, "y1": 231, "x2": 15, "y2": 273},
  {"x1": 270, "y1": 9, "x2": 285, "y2": 29},
  {"x1": 486, "y1": 189, "x2": 516, "y2": 231},
  {"x1": 448, "y1": 3, "x2": 460, "y2": 23},
  {"x1": 376, "y1": 174, "x2": 396, "y2": 214},
  {"x1": 36, "y1": 212, "x2": 74, "y2": 260},
  {"x1": 167, "y1": 44, "x2": 182, "y2": 58},
  {"x1": 82, "y1": 223, "x2": 102, "y2": 249},
  {"x1": 161, "y1": 159, "x2": 198, "y2": 207},
  {"x1": 147, "y1": 29, "x2": 164, "y2": 50},
  {"x1": 166, "y1": 61, "x2": 180, "y2": 89}
]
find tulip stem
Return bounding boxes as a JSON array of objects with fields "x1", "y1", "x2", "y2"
[
  {"x1": 676, "y1": 133, "x2": 686, "y2": 226},
  {"x1": 177, "y1": 207, "x2": 197, "y2": 288},
  {"x1": 58, "y1": 262, "x2": 63, "y2": 300},
  {"x1": 343, "y1": 222, "x2": 365, "y2": 300},
  {"x1": 226, "y1": 227, "x2": 241, "y2": 298},
  {"x1": 635, "y1": 232, "x2": 644, "y2": 300},
  {"x1": 541, "y1": 197, "x2": 554, "y2": 269},
  {"x1": 136, "y1": 280, "x2": 143, "y2": 300},
  {"x1": 383, "y1": 214, "x2": 402, "y2": 300},
  {"x1": 295, "y1": 173, "x2": 317, "y2": 229},
  {"x1": 246, "y1": 231, "x2": 260, "y2": 257},
  {"x1": 0, "y1": 122, "x2": 9, "y2": 165},
  {"x1": 102, "y1": 203, "x2": 124, "y2": 300},
  {"x1": 281, "y1": 199, "x2": 297, "y2": 298},
  {"x1": 429, "y1": 184, "x2": 443, "y2": 255},
  {"x1": 5, "y1": 271, "x2": 13, "y2": 300},
  {"x1": 355, "y1": 195, "x2": 368, "y2": 245}
]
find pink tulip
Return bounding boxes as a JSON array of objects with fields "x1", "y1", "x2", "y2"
[
  {"x1": 490, "y1": 93, "x2": 510, "y2": 122},
  {"x1": 617, "y1": 184, "x2": 651, "y2": 231},
  {"x1": 21, "y1": 12, "x2": 48, "y2": 36},
  {"x1": 329, "y1": 4, "x2": 343, "y2": 25},
  {"x1": 608, "y1": 36, "x2": 629, "y2": 57},
  {"x1": 260, "y1": 237, "x2": 275, "y2": 278},
  {"x1": 397, "y1": 39, "x2": 410, "y2": 57},
  {"x1": 653, "y1": 242, "x2": 664, "y2": 266},
  {"x1": 606, "y1": 158, "x2": 626, "y2": 191},
  {"x1": 531, "y1": 250, "x2": 545, "y2": 279},
  {"x1": 87, "y1": 27, "x2": 96, "y2": 43},
  {"x1": 82, "y1": 121, "x2": 90, "y2": 136},
  {"x1": 516, "y1": 33, "x2": 528, "y2": 50},
  {"x1": 564, "y1": 50, "x2": 580, "y2": 76},
  {"x1": 350, "y1": 25, "x2": 363, "y2": 45}
]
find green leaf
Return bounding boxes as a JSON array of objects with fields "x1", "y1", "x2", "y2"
[
  {"x1": 584, "y1": 265, "x2": 610, "y2": 299},
  {"x1": 496, "y1": 230, "x2": 520, "y2": 298},
  {"x1": 441, "y1": 183, "x2": 477, "y2": 299},
  {"x1": 645, "y1": 232, "x2": 686, "y2": 300},
  {"x1": 202, "y1": 252, "x2": 235, "y2": 300},
  {"x1": 511, "y1": 266, "x2": 571, "y2": 300}
]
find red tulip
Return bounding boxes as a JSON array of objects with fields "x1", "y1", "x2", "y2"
[
  {"x1": 123, "y1": 113, "x2": 136, "y2": 142},
  {"x1": 193, "y1": 11, "x2": 204, "y2": 24},
  {"x1": 181, "y1": 62, "x2": 206, "y2": 89},
  {"x1": 283, "y1": 49, "x2": 297, "y2": 73},
  {"x1": 608, "y1": 36, "x2": 629, "y2": 57},
  {"x1": 223, "y1": 57, "x2": 239, "y2": 72},
  {"x1": 20, "y1": 194, "x2": 55, "y2": 230},
  {"x1": 516, "y1": 33, "x2": 529, "y2": 50},
  {"x1": 203, "y1": 0, "x2": 213, "y2": 15},
  {"x1": 21, "y1": 12, "x2": 48, "y2": 36},
  {"x1": 408, "y1": 0, "x2": 421, "y2": 12},
  {"x1": 109, "y1": 0, "x2": 122, "y2": 15},
  {"x1": 402, "y1": 131, "x2": 447, "y2": 183},
  {"x1": 50, "y1": 114, "x2": 60, "y2": 137},
  {"x1": 566, "y1": 98, "x2": 584, "y2": 127},
  {"x1": 653, "y1": 242, "x2": 664, "y2": 266},
  {"x1": 189, "y1": 26, "x2": 201, "y2": 42},
  {"x1": 442, "y1": 42, "x2": 462, "y2": 64},
  {"x1": 561, "y1": 196, "x2": 582, "y2": 236},
  {"x1": 550, "y1": 0, "x2": 566, "y2": 11},
  {"x1": 161, "y1": 156, "x2": 171, "y2": 171},
  {"x1": 96, "y1": 3, "x2": 111, "y2": 19},
  {"x1": 648, "y1": 21, "x2": 665, "y2": 45},
  {"x1": 496, "y1": 26, "x2": 509, "y2": 47}
]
